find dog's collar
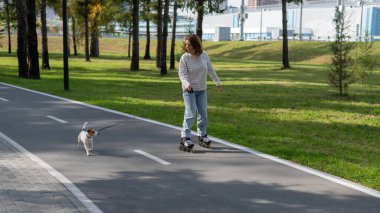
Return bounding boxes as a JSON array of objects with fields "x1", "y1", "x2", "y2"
[{"x1": 86, "y1": 134, "x2": 92, "y2": 138}]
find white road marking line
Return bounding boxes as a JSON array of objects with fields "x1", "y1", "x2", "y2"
[
  {"x1": 2, "y1": 82, "x2": 380, "y2": 199},
  {"x1": 134, "y1": 150, "x2": 171, "y2": 165},
  {"x1": 0, "y1": 97, "x2": 9, "y2": 102},
  {"x1": 209, "y1": 136, "x2": 380, "y2": 199},
  {"x1": 46, "y1": 115, "x2": 68, "y2": 124},
  {"x1": 0, "y1": 132, "x2": 103, "y2": 213}
]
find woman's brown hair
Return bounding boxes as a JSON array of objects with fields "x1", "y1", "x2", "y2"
[{"x1": 184, "y1": 34, "x2": 203, "y2": 56}]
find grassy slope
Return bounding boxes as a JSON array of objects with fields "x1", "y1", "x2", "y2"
[{"x1": 1, "y1": 37, "x2": 380, "y2": 190}]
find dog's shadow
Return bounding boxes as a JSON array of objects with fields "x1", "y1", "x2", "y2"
[
  {"x1": 88, "y1": 150, "x2": 101, "y2": 156},
  {"x1": 77, "y1": 146, "x2": 101, "y2": 156}
]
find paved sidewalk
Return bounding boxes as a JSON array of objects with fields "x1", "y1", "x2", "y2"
[{"x1": 0, "y1": 138, "x2": 89, "y2": 213}]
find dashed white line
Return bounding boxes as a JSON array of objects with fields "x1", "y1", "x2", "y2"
[
  {"x1": 134, "y1": 150, "x2": 171, "y2": 165},
  {"x1": 46, "y1": 115, "x2": 68, "y2": 124},
  {"x1": 0, "y1": 97, "x2": 9, "y2": 102}
]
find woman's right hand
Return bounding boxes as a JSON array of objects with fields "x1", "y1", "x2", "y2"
[{"x1": 186, "y1": 84, "x2": 193, "y2": 92}]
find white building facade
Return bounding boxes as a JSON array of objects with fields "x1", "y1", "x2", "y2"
[{"x1": 202, "y1": 0, "x2": 380, "y2": 41}]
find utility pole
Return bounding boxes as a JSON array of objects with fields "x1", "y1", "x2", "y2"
[
  {"x1": 239, "y1": 0, "x2": 245, "y2": 41},
  {"x1": 62, "y1": 0, "x2": 69, "y2": 91},
  {"x1": 299, "y1": 2, "x2": 303, "y2": 41}
]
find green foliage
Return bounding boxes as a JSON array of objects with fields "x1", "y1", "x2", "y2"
[
  {"x1": 328, "y1": 6, "x2": 356, "y2": 96},
  {"x1": 352, "y1": 32, "x2": 376, "y2": 85},
  {"x1": 0, "y1": 0, "x2": 17, "y2": 28},
  {"x1": 184, "y1": 0, "x2": 225, "y2": 15},
  {"x1": 175, "y1": 38, "x2": 184, "y2": 61}
]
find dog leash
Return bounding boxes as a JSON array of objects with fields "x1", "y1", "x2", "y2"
[
  {"x1": 97, "y1": 89, "x2": 192, "y2": 132},
  {"x1": 97, "y1": 120, "x2": 127, "y2": 132},
  {"x1": 177, "y1": 88, "x2": 194, "y2": 96}
]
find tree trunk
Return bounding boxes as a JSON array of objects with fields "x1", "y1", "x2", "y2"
[
  {"x1": 143, "y1": 19, "x2": 151, "y2": 60},
  {"x1": 282, "y1": 0, "x2": 290, "y2": 69},
  {"x1": 16, "y1": 0, "x2": 28, "y2": 78},
  {"x1": 90, "y1": 33, "x2": 99, "y2": 57},
  {"x1": 72, "y1": 16, "x2": 78, "y2": 56},
  {"x1": 130, "y1": 0, "x2": 139, "y2": 71},
  {"x1": 196, "y1": 0, "x2": 204, "y2": 41},
  {"x1": 156, "y1": 0, "x2": 162, "y2": 67},
  {"x1": 90, "y1": 15, "x2": 100, "y2": 57},
  {"x1": 128, "y1": 25, "x2": 132, "y2": 58},
  {"x1": 84, "y1": 0, "x2": 90, "y2": 61},
  {"x1": 160, "y1": 0, "x2": 169, "y2": 75},
  {"x1": 26, "y1": 0, "x2": 40, "y2": 79},
  {"x1": 170, "y1": 0, "x2": 178, "y2": 70},
  {"x1": 5, "y1": 0, "x2": 11, "y2": 54},
  {"x1": 40, "y1": 0, "x2": 50, "y2": 70},
  {"x1": 143, "y1": 0, "x2": 151, "y2": 60}
]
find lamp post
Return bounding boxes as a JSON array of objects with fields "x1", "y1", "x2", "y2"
[
  {"x1": 260, "y1": 9, "x2": 270, "y2": 41},
  {"x1": 260, "y1": 9, "x2": 263, "y2": 41},
  {"x1": 239, "y1": 0, "x2": 245, "y2": 41},
  {"x1": 359, "y1": 0, "x2": 364, "y2": 41},
  {"x1": 62, "y1": 0, "x2": 69, "y2": 91},
  {"x1": 299, "y1": 2, "x2": 303, "y2": 41}
]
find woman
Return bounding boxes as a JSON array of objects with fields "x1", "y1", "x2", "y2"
[{"x1": 178, "y1": 34, "x2": 222, "y2": 150}]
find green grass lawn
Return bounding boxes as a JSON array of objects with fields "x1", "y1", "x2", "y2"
[{"x1": 1, "y1": 37, "x2": 380, "y2": 190}]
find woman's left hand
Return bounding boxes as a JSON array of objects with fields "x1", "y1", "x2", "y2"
[{"x1": 216, "y1": 85, "x2": 222, "y2": 92}]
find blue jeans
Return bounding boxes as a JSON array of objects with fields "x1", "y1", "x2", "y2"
[{"x1": 181, "y1": 90, "x2": 207, "y2": 138}]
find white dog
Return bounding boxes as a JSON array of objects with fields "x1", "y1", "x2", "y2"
[{"x1": 78, "y1": 122, "x2": 98, "y2": 156}]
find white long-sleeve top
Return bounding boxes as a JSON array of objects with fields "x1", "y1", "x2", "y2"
[{"x1": 178, "y1": 51, "x2": 221, "y2": 91}]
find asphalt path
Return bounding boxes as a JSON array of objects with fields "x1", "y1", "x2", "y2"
[{"x1": 0, "y1": 82, "x2": 379, "y2": 213}]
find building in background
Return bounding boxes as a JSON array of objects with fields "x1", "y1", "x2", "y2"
[
  {"x1": 248, "y1": 0, "x2": 279, "y2": 8},
  {"x1": 201, "y1": 0, "x2": 380, "y2": 41},
  {"x1": 19, "y1": 0, "x2": 380, "y2": 42}
]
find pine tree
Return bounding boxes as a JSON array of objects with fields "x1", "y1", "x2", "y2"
[
  {"x1": 328, "y1": 6, "x2": 355, "y2": 96},
  {"x1": 352, "y1": 32, "x2": 376, "y2": 85}
]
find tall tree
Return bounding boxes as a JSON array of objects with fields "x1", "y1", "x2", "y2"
[
  {"x1": 89, "y1": 0, "x2": 103, "y2": 57},
  {"x1": 185, "y1": 0, "x2": 224, "y2": 41},
  {"x1": 112, "y1": 0, "x2": 133, "y2": 57},
  {"x1": 142, "y1": 0, "x2": 152, "y2": 60},
  {"x1": 170, "y1": 0, "x2": 180, "y2": 69},
  {"x1": 84, "y1": 0, "x2": 91, "y2": 61},
  {"x1": 160, "y1": 0, "x2": 169, "y2": 74},
  {"x1": 128, "y1": 24, "x2": 132, "y2": 58},
  {"x1": 40, "y1": 0, "x2": 51, "y2": 69},
  {"x1": 130, "y1": 0, "x2": 139, "y2": 71},
  {"x1": 353, "y1": 32, "x2": 376, "y2": 85},
  {"x1": 329, "y1": 6, "x2": 355, "y2": 96},
  {"x1": 15, "y1": 0, "x2": 28, "y2": 78},
  {"x1": 156, "y1": 0, "x2": 162, "y2": 67},
  {"x1": 281, "y1": 0, "x2": 302, "y2": 69},
  {"x1": 90, "y1": 17, "x2": 100, "y2": 57},
  {"x1": 47, "y1": 0, "x2": 78, "y2": 56},
  {"x1": 72, "y1": 16, "x2": 79, "y2": 55},
  {"x1": 68, "y1": 0, "x2": 91, "y2": 60},
  {"x1": 26, "y1": 0, "x2": 40, "y2": 79},
  {"x1": 2, "y1": 0, "x2": 16, "y2": 54}
]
